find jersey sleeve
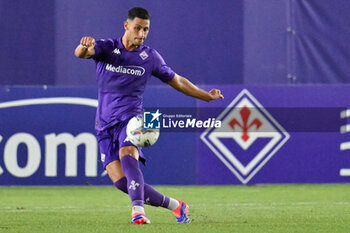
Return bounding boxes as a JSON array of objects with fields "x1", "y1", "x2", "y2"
[
  {"x1": 92, "y1": 39, "x2": 114, "y2": 61},
  {"x1": 151, "y1": 49, "x2": 175, "y2": 82}
]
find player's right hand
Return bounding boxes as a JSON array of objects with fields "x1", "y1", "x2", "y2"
[{"x1": 80, "y1": 36, "x2": 95, "y2": 48}]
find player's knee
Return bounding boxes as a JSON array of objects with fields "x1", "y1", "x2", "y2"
[
  {"x1": 105, "y1": 160, "x2": 125, "y2": 183},
  {"x1": 119, "y1": 146, "x2": 139, "y2": 160}
]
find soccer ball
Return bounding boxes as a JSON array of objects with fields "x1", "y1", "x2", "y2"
[{"x1": 126, "y1": 114, "x2": 160, "y2": 147}]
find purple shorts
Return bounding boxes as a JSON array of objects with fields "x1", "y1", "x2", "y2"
[{"x1": 96, "y1": 119, "x2": 145, "y2": 169}]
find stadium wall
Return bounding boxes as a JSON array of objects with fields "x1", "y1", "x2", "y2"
[
  {"x1": 1, "y1": 1, "x2": 350, "y2": 85},
  {"x1": 0, "y1": 85, "x2": 349, "y2": 185}
]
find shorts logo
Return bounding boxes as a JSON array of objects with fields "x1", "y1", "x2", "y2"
[
  {"x1": 101, "y1": 153, "x2": 106, "y2": 162},
  {"x1": 139, "y1": 51, "x2": 148, "y2": 60},
  {"x1": 143, "y1": 109, "x2": 162, "y2": 129},
  {"x1": 201, "y1": 89, "x2": 290, "y2": 184}
]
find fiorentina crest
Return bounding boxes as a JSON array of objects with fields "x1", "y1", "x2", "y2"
[{"x1": 200, "y1": 89, "x2": 290, "y2": 184}]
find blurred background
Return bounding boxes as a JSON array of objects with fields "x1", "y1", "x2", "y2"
[
  {"x1": 2, "y1": 0, "x2": 350, "y2": 86},
  {"x1": 0, "y1": 0, "x2": 350, "y2": 185}
]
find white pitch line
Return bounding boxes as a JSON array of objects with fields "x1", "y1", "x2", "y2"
[
  {"x1": 188, "y1": 201, "x2": 350, "y2": 208},
  {"x1": 0, "y1": 206, "x2": 80, "y2": 210},
  {"x1": 0, "y1": 205, "x2": 130, "y2": 211}
]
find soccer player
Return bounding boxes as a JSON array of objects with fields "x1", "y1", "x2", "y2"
[{"x1": 75, "y1": 7, "x2": 223, "y2": 224}]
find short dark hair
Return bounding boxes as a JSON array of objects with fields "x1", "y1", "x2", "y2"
[{"x1": 127, "y1": 7, "x2": 150, "y2": 20}]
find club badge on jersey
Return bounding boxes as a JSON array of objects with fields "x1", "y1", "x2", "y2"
[{"x1": 139, "y1": 51, "x2": 148, "y2": 60}]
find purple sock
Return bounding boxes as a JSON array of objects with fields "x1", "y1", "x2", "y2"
[
  {"x1": 120, "y1": 155, "x2": 144, "y2": 207},
  {"x1": 114, "y1": 177, "x2": 170, "y2": 208},
  {"x1": 114, "y1": 177, "x2": 128, "y2": 194},
  {"x1": 144, "y1": 184, "x2": 170, "y2": 207}
]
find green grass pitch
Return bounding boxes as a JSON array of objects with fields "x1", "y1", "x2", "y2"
[{"x1": 0, "y1": 185, "x2": 349, "y2": 233}]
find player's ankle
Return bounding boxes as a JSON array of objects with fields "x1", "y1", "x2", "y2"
[
  {"x1": 167, "y1": 198, "x2": 180, "y2": 211},
  {"x1": 132, "y1": 205, "x2": 145, "y2": 216}
]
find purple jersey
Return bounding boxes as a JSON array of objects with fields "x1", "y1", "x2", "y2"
[{"x1": 92, "y1": 37, "x2": 175, "y2": 131}]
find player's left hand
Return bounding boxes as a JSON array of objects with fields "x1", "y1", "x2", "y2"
[{"x1": 208, "y1": 89, "x2": 224, "y2": 101}]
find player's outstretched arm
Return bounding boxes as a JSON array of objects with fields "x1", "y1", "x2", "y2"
[
  {"x1": 167, "y1": 74, "x2": 224, "y2": 102},
  {"x1": 74, "y1": 36, "x2": 96, "y2": 59}
]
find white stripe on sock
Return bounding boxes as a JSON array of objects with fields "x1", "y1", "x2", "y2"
[
  {"x1": 132, "y1": 205, "x2": 145, "y2": 215},
  {"x1": 167, "y1": 198, "x2": 180, "y2": 211}
]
